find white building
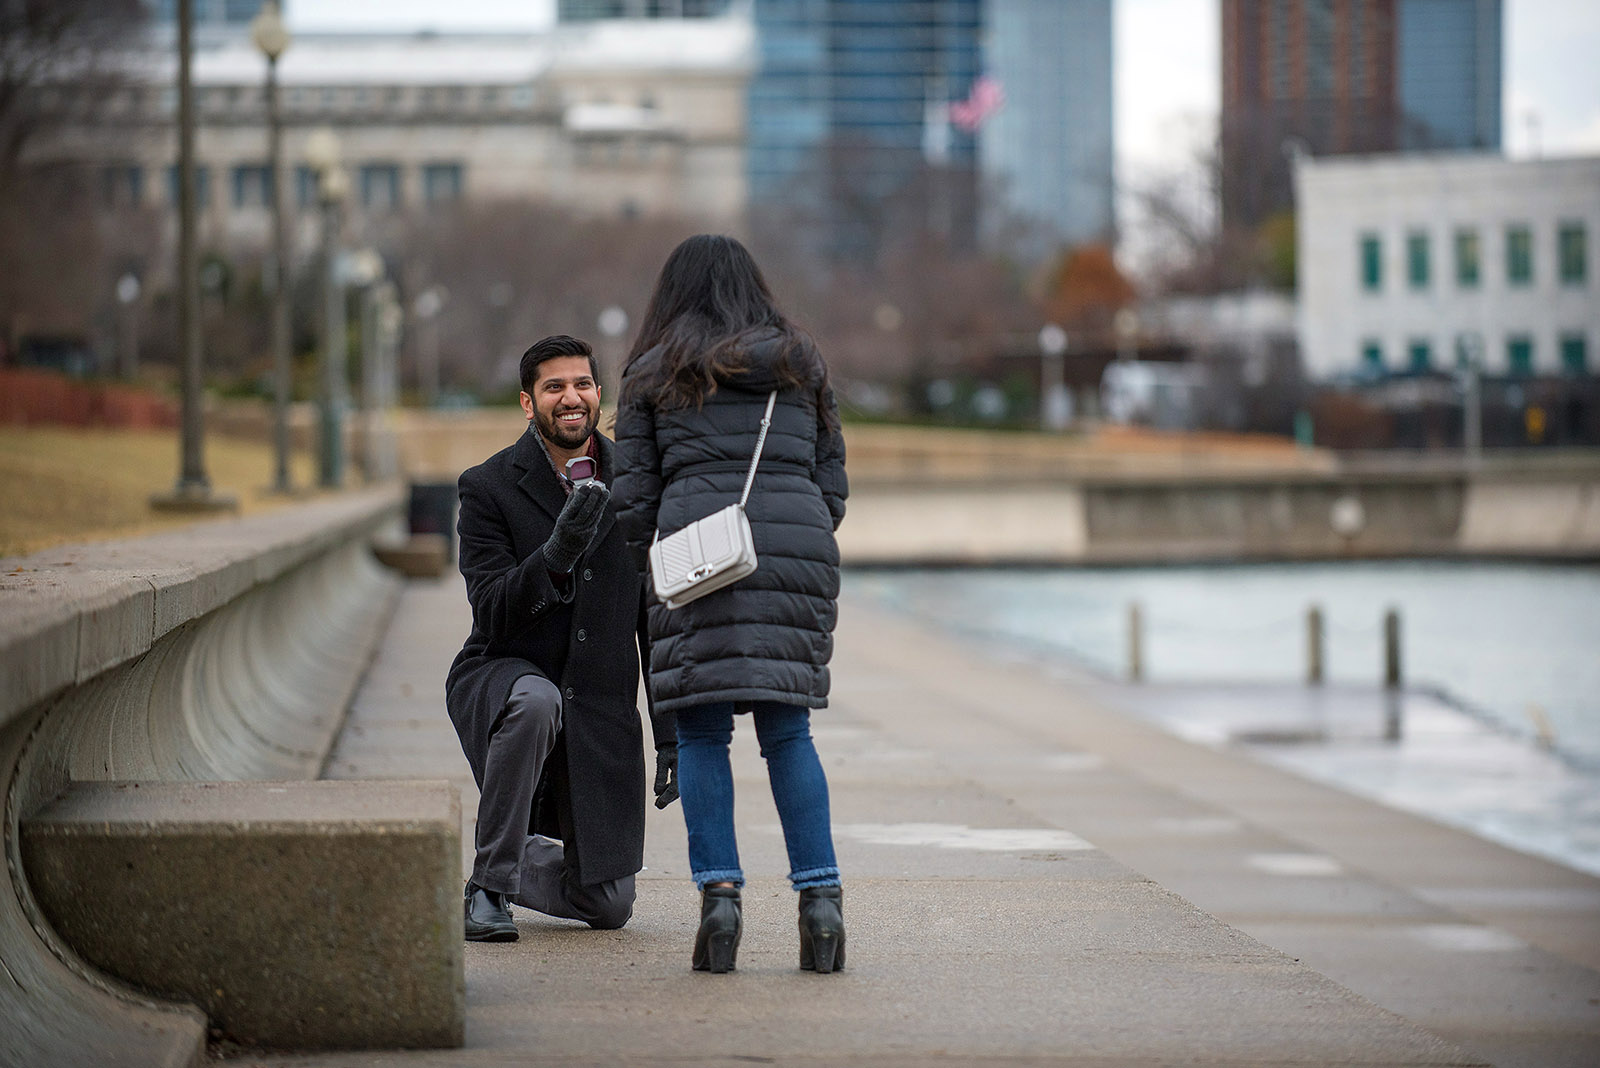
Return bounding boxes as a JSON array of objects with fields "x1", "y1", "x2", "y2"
[
  {"x1": 33, "y1": 15, "x2": 753, "y2": 252},
  {"x1": 1294, "y1": 153, "x2": 1597, "y2": 381}
]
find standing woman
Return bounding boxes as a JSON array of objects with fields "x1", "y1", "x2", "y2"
[{"x1": 613, "y1": 234, "x2": 848, "y2": 974}]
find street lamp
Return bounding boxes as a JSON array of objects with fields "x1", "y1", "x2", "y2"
[
  {"x1": 304, "y1": 127, "x2": 348, "y2": 488},
  {"x1": 251, "y1": 0, "x2": 293, "y2": 493},
  {"x1": 413, "y1": 286, "x2": 446, "y2": 406},
  {"x1": 152, "y1": 0, "x2": 235, "y2": 514},
  {"x1": 1038, "y1": 322, "x2": 1070, "y2": 431},
  {"x1": 115, "y1": 272, "x2": 141, "y2": 380}
]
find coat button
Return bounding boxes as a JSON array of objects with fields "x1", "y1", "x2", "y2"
[
  {"x1": 563, "y1": 686, "x2": 575, "y2": 701},
  {"x1": 577, "y1": 629, "x2": 587, "y2": 642},
  {"x1": 583, "y1": 568, "x2": 593, "y2": 581}
]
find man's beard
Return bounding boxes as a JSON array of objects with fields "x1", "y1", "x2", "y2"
[{"x1": 533, "y1": 404, "x2": 597, "y2": 451}]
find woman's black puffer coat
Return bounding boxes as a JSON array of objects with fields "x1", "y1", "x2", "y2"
[{"x1": 612, "y1": 332, "x2": 847, "y2": 714}]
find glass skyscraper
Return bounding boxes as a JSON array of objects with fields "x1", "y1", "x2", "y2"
[
  {"x1": 557, "y1": 0, "x2": 732, "y2": 18},
  {"x1": 1397, "y1": 0, "x2": 1501, "y2": 149},
  {"x1": 980, "y1": 0, "x2": 1114, "y2": 251},
  {"x1": 747, "y1": 0, "x2": 983, "y2": 259}
]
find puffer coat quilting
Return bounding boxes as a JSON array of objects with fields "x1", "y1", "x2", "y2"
[{"x1": 613, "y1": 334, "x2": 847, "y2": 714}]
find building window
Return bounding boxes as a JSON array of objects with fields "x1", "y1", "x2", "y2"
[
  {"x1": 232, "y1": 163, "x2": 272, "y2": 208},
  {"x1": 1506, "y1": 334, "x2": 1534, "y2": 376},
  {"x1": 360, "y1": 163, "x2": 401, "y2": 210},
  {"x1": 103, "y1": 164, "x2": 143, "y2": 209},
  {"x1": 1559, "y1": 222, "x2": 1587, "y2": 285},
  {"x1": 422, "y1": 163, "x2": 463, "y2": 204},
  {"x1": 1360, "y1": 233, "x2": 1382, "y2": 292},
  {"x1": 1407, "y1": 339, "x2": 1432, "y2": 373},
  {"x1": 1454, "y1": 228, "x2": 1479, "y2": 288},
  {"x1": 1407, "y1": 231, "x2": 1429, "y2": 289},
  {"x1": 1506, "y1": 225, "x2": 1533, "y2": 285},
  {"x1": 1560, "y1": 334, "x2": 1588, "y2": 375},
  {"x1": 1361, "y1": 340, "x2": 1384, "y2": 375},
  {"x1": 295, "y1": 165, "x2": 318, "y2": 208},
  {"x1": 166, "y1": 164, "x2": 211, "y2": 207}
]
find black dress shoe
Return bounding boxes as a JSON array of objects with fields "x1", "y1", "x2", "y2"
[
  {"x1": 464, "y1": 882, "x2": 518, "y2": 942},
  {"x1": 798, "y1": 885, "x2": 845, "y2": 973},
  {"x1": 691, "y1": 886, "x2": 741, "y2": 973}
]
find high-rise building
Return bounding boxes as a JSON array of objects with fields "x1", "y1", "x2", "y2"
[
  {"x1": 148, "y1": 0, "x2": 274, "y2": 26},
  {"x1": 980, "y1": 0, "x2": 1114, "y2": 252},
  {"x1": 1221, "y1": 0, "x2": 1501, "y2": 229},
  {"x1": 747, "y1": 0, "x2": 983, "y2": 260},
  {"x1": 1222, "y1": 0, "x2": 1398, "y2": 229},
  {"x1": 1397, "y1": 0, "x2": 1501, "y2": 149},
  {"x1": 558, "y1": 0, "x2": 732, "y2": 18}
]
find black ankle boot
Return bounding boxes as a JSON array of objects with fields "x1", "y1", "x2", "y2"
[
  {"x1": 692, "y1": 886, "x2": 742, "y2": 973},
  {"x1": 798, "y1": 885, "x2": 845, "y2": 973}
]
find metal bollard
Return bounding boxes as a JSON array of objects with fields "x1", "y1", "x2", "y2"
[
  {"x1": 1128, "y1": 601, "x2": 1144, "y2": 683},
  {"x1": 1383, "y1": 607, "x2": 1402, "y2": 741},
  {"x1": 1307, "y1": 605, "x2": 1324, "y2": 686}
]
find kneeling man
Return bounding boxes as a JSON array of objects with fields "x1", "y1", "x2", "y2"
[{"x1": 446, "y1": 334, "x2": 677, "y2": 940}]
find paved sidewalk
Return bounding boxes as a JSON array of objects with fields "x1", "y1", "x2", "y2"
[{"x1": 266, "y1": 572, "x2": 1599, "y2": 1066}]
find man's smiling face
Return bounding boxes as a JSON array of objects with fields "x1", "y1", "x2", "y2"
[{"x1": 521, "y1": 355, "x2": 600, "y2": 456}]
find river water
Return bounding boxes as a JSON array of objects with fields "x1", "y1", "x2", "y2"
[{"x1": 846, "y1": 562, "x2": 1600, "y2": 875}]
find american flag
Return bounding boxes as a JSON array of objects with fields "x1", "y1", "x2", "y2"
[{"x1": 948, "y1": 75, "x2": 1005, "y2": 133}]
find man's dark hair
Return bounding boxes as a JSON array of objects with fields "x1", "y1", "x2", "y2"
[{"x1": 520, "y1": 335, "x2": 598, "y2": 394}]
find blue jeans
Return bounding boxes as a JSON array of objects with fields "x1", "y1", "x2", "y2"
[{"x1": 675, "y1": 701, "x2": 840, "y2": 892}]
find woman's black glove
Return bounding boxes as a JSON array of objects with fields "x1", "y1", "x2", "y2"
[
  {"x1": 653, "y1": 744, "x2": 679, "y2": 809},
  {"x1": 541, "y1": 480, "x2": 609, "y2": 574}
]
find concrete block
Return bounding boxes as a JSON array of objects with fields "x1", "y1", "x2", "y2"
[
  {"x1": 371, "y1": 534, "x2": 450, "y2": 579},
  {"x1": 21, "y1": 779, "x2": 464, "y2": 1051}
]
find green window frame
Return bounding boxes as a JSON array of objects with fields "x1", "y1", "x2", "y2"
[
  {"x1": 1360, "y1": 233, "x2": 1382, "y2": 292},
  {"x1": 1560, "y1": 334, "x2": 1588, "y2": 375},
  {"x1": 1361, "y1": 340, "x2": 1384, "y2": 375},
  {"x1": 1406, "y1": 231, "x2": 1430, "y2": 289},
  {"x1": 1507, "y1": 335, "x2": 1534, "y2": 377},
  {"x1": 1407, "y1": 339, "x2": 1432, "y2": 373},
  {"x1": 1506, "y1": 225, "x2": 1533, "y2": 286},
  {"x1": 1454, "y1": 228, "x2": 1479, "y2": 287},
  {"x1": 1559, "y1": 222, "x2": 1587, "y2": 285}
]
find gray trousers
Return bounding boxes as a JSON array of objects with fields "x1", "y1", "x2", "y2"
[{"x1": 473, "y1": 673, "x2": 635, "y2": 930}]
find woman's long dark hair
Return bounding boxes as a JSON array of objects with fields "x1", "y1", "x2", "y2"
[{"x1": 622, "y1": 234, "x2": 835, "y2": 429}]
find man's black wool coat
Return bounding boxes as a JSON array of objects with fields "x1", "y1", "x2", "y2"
[{"x1": 445, "y1": 426, "x2": 672, "y2": 887}]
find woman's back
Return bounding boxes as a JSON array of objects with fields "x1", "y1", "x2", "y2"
[{"x1": 613, "y1": 330, "x2": 847, "y2": 715}]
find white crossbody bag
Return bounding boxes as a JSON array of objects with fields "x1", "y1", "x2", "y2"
[{"x1": 648, "y1": 390, "x2": 777, "y2": 609}]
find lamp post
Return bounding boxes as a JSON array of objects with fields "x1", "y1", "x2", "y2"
[
  {"x1": 1038, "y1": 322, "x2": 1070, "y2": 431},
  {"x1": 152, "y1": 0, "x2": 235, "y2": 513},
  {"x1": 1457, "y1": 332, "x2": 1484, "y2": 467},
  {"x1": 251, "y1": 0, "x2": 293, "y2": 493},
  {"x1": 115, "y1": 272, "x2": 141, "y2": 380},
  {"x1": 413, "y1": 286, "x2": 446, "y2": 406},
  {"x1": 304, "y1": 127, "x2": 348, "y2": 488},
  {"x1": 597, "y1": 303, "x2": 629, "y2": 395}
]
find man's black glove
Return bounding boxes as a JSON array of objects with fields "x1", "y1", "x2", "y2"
[
  {"x1": 541, "y1": 480, "x2": 609, "y2": 574},
  {"x1": 653, "y1": 744, "x2": 679, "y2": 809}
]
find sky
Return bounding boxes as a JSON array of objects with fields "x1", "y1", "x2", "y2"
[{"x1": 290, "y1": 0, "x2": 1600, "y2": 180}]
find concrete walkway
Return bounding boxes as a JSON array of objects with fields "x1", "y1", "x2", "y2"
[{"x1": 263, "y1": 571, "x2": 1600, "y2": 1067}]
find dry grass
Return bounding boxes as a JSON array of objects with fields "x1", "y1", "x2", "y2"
[{"x1": 0, "y1": 427, "x2": 327, "y2": 558}]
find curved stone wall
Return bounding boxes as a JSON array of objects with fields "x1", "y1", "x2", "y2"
[{"x1": 0, "y1": 489, "x2": 404, "y2": 1068}]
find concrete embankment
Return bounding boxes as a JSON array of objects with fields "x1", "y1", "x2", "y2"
[
  {"x1": 0, "y1": 489, "x2": 463, "y2": 1066},
  {"x1": 376, "y1": 408, "x2": 1600, "y2": 565},
  {"x1": 297, "y1": 570, "x2": 1600, "y2": 1067}
]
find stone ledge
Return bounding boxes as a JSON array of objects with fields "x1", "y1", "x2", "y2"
[
  {"x1": 21, "y1": 779, "x2": 464, "y2": 1052},
  {"x1": 0, "y1": 487, "x2": 403, "y2": 728}
]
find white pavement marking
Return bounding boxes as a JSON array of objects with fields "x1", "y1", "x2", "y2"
[
  {"x1": 1247, "y1": 852, "x2": 1346, "y2": 877},
  {"x1": 835, "y1": 822, "x2": 1096, "y2": 853},
  {"x1": 1154, "y1": 816, "x2": 1245, "y2": 836},
  {"x1": 1404, "y1": 924, "x2": 1528, "y2": 953},
  {"x1": 1043, "y1": 752, "x2": 1107, "y2": 772}
]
